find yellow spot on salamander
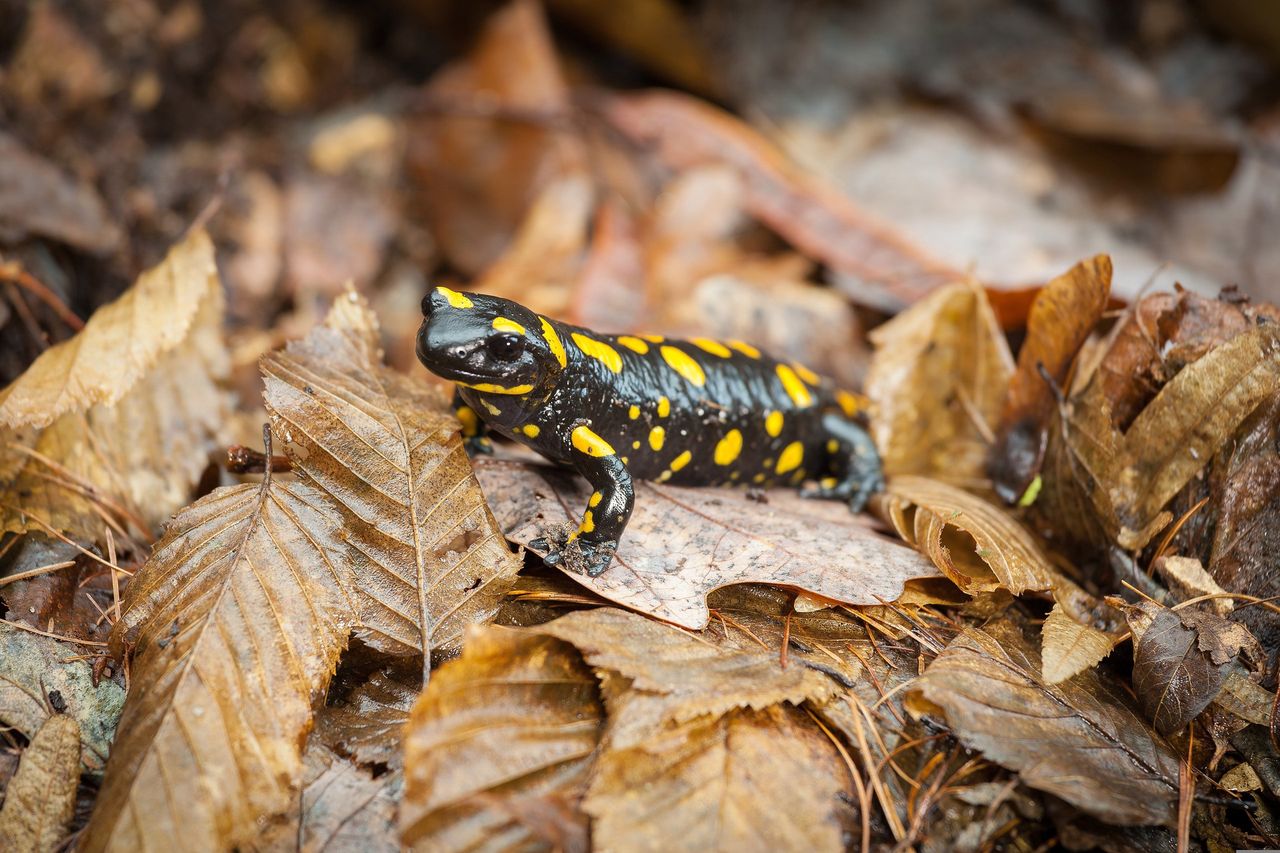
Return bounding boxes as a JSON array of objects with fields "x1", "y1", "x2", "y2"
[
  {"x1": 589, "y1": 491, "x2": 603, "y2": 507},
  {"x1": 641, "y1": 334, "x2": 665, "y2": 343},
  {"x1": 649, "y1": 426, "x2": 666, "y2": 451},
  {"x1": 826, "y1": 439, "x2": 839, "y2": 454},
  {"x1": 821, "y1": 477, "x2": 838, "y2": 489},
  {"x1": 776, "y1": 365, "x2": 813, "y2": 408},
  {"x1": 660, "y1": 346, "x2": 705, "y2": 387},
  {"x1": 540, "y1": 316, "x2": 566, "y2": 368},
  {"x1": 456, "y1": 405, "x2": 479, "y2": 437},
  {"x1": 836, "y1": 389, "x2": 867, "y2": 418},
  {"x1": 714, "y1": 429, "x2": 743, "y2": 466},
  {"x1": 656, "y1": 470, "x2": 672, "y2": 483},
  {"x1": 622, "y1": 456, "x2": 629, "y2": 465},
  {"x1": 579, "y1": 510, "x2": 595, "y2": 535},
  {"x1": 571, "y1": 425, "x2": 615, "y2": 457},
  {"x1": 617, "y1": 335, "x2": 649, "y2": 354},
  {"x1": 521, "y1": 424, "x2": 540, "y2": 438},
  {"x1": 657, "y1": 396, "x2": 670, "y2": 418},
  {"x1": 632, "y1": 440, "x2": 641, "y2": 449},
  {"x1": 628, "y1": 405, "x2": 640, "y2": 420},
  {"x1": 458, "y1": 381, "x2": 534, "y2": 395},
  {"x1": 670, "y1": 450, "x2": 692, "y2": 472},
  {"x1": 776, "y1": 441, "x2": 804, "y2": 474},
  {"x1": 692, "y1": 338, "x2": 731, "y2": 358},
  {"x1": 436, "y1": 286, "x2": 472, "y2": 309},
  {"x1": 792, "y1": 362, "x2": 821, "y2": 385},
  {"x1": 752, "y1": 473, "x2": 766, "y2": 483},
  {"x1": 492, "y1": 316, "x2": 526, "y2": 336},
  {"x1": 728, "y1": 340, "x2": 761, "y2": 359},
  {"x1": 572, "y1": 333, "x2": 623, "y2": 374},
  {"x1": 481, "y1": 400, "x2": 502, "y2": 416},
  {"x1": 791, "y1": 469, "x2": 806, "y2": 484},
  {"x1": 765, "y1": 410, "x2": 784, "y2": 437}
]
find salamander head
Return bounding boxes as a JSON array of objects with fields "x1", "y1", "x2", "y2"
[{"x1": 416, "y1": 286, "x2": 563, "y2": 398}]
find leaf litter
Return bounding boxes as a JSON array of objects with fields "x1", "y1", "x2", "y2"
[{"x1": 3, "y1": 0, "x2": 1280, "y2": 850}]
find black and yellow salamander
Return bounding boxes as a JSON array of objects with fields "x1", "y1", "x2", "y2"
[{"x1": 415, "y1": 286, "x2": 884, "y2": 576}]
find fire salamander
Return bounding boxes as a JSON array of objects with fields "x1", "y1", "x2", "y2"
[{"x1": 415, "y1": 286, "x2": 884, "y2": 576}]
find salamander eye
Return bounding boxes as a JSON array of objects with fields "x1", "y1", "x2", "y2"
[{"x1": 486, "y1": 333, "x2": 525, "y2": 361}]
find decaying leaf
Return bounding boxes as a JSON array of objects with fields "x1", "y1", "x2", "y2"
[
  {"x1": 913, "y1": 620, "x2": 1179, "y2": 825},
  {"x1": 990, "y1": 255, "x2": 1111, "y2": 503},
  {"x1": 477, "y1": 458, "x2": 938, "y2": 629},
  {"x1": 1040, "y1": 602, "x2": 1120, "y2": 684},
  {"x1": 0, "y1": 131, "x2": 120, "y2": 254},
  {"x1": 315, "y1": 669, "x2": 417, "y2": 770},
  {"x1": 400, "y1": 626, "x2": 602, "y2": 851},
  {"x1": 262, "y1": 290, "x2": 521, "y2": 668},
  {"x1": 865, "y1": 281, "x2": 1013, "y2": 489},
  {"x1": 1129, "y1": 603, "x2": 1226, "y2": 736},
  {"x1": 81, "y1": 469, "x2": 356, "y2": 851},
  {"x1": 1155, "y1": 555, "x2": 1233, "y2": 615},
  {"x1": 600, "y1": 89, "x2": 961, "y2": 308},
  {"x1": 0, "y1": 714, "x2": 81, "y2": 853},
  {"x1": 0, "y1": 229, "x2": 231, "y2": 536},
  {"x1": 877, "y1": 475, "x2": 1057, "y2": 595},
  {"x1": 585, "y1": 702, "x2": 847, "y2": 853},
  {"x1": 0, "y1": 622, "x2": 125, "y2": 772}
]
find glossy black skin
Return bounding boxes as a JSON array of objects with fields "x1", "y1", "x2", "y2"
[{"x1": 415, "y1": 286, "x2": 884, "y2": 576}]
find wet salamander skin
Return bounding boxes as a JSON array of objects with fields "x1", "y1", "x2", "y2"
[{"x1": 415, "y1": 286, "x2": 884, "y2": 576}]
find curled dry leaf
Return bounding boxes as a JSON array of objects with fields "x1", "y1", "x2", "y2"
[
  {"x1": 80, "y1": 472, "x2": 357, "y2": 852},
  {"x1": 990, "y1": 255, "x2": 1111, "y2": 503},
  {"x1": 400, "y1": 626, "x2": 602, "y2": 851},
  {"x1": 0, "y1": 622, "x2": 125, "y2": 773},
  {"x1": 877, "y1": 475, "x2": 1057, "y2": 595},
  {"x1": 865, "y1": 280, "x2": 1013, "y2": 489},
  {"x1": 477, "y1": 458, "x2": 938, "y2": 630},
  {"x1": 599, "y1": 89, "x2": 962, "y2": 308},
  {"x1": 585, "y1": 702, "x2": 847, "y2": 853},
  {"x1": 262, "y1": 290, "x2": 521, "y2": 669},
  {"x1": 0, "y1": 229, "x2": 230, "y2": 537},
  {"x1": 912, "y1": 620, "x2": 1179, "y2": 825},
  {"x1": 0, "y1": 714, "x2": 81, "y2": 853},
  {"x1": 1040, "y1": 602, "x2": 1120, "y2": 684}
]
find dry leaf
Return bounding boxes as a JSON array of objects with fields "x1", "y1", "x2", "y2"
[
  {"x1": 878, "y1": 475, "x2": 1057, "y2": 595},
  {"x1": 400, "y1": 626, "x2": 602, "y2": 851},
  {"x1": 1128, "y1": 603, "x2": 1227, "y2": 736},
  {"x1": 0, "y1": 131, "x2": 120, "y2": 254},
  {"x1": 477, "y1": 458, "x2": 938, "y2": 630},
  {"x1": 865, "y1": 280, "x2": 1013, "y2": 489},
  {"x1": 990, "y1": 255, "x2": 1111, "y2": 503},
  {"x1": 600, "y1": 89, "x2": 961, "y2": 308},
  {"x1": 1213, "y1": 670, "x2": 1274, "y2": 726},
  {"x1": 262, "y1": 289, "x2": 521, "y2": 668},
  {"x1": 0, "y1": 229, "x2": 230, "y2": 537},
  {"x1": 1155, "y1": 555, "x2": 1233, "y2": 615},
  {"x1": 0, "y1": 714, "x2": 81, "y2": 853},
  {"x1": 1041, "y1": 602, "x2": 1120, "y2": 684},
  {"x1": 0, "y1": 622, "x2": 125, "y2": 772},
  {"x1": 913, "y1": 620, "x2": 1179, "y2": 825},
  {"x1": 315, "y1": 669, "x2": 417, "y2": 770},
  {"x1": 585, "y1": 702, "x2": 846, "y2": 853},
  {"x1": 81, "y1": 471, "x2": 357, "y2": 852}
]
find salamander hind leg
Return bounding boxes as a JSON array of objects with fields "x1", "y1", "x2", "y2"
[
  {"x1": 531, "y1": 425, "x2": 634, "y2": 577},
  {"x1": 804, "y1": 413, "x2": 885, "y2": 512}
]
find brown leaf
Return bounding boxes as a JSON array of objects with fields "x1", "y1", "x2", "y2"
[
  {"x1": 477, "y1": 458, "x2": 938, "y2": 630},
  {"x1": 1155, "y1": 555, "x2": 1233, "y2": 615},
  {"x1": 912, "y1": 620, "x2": 1179, "y2": 825},
  {"x1": 878, "y1": 475, "x2": 1057, "y2": 595},
  {"x1": 262, "y1": 289, "x2": 521, "y2": 669},
  {"x1": 1040, "y1": 602, "x2": 1120, "y2": 684},
  {"x1": 400, "y1": 626, "x2": 601, "y2": 851},
  {"x1": 865, "y1": 281, "x2": 1013, "y2": 489},
  {"x1": 990, "y1": 255, "x2": 1111, "y2": 503},
  {"x1": 406, "y1": 0, "x2": 587, "y2": 276},
  {"x1": 0, "y1": 714, "x2": 81, "y2": 853},
  {"x1": 0, "y1": 230, "x2": 230, "y2": 537},
  {"x1": 315, "y1": 669, "x2": 417, "y2": 770},
  {"x1": 80, "y1": 472, "x2": 357, "y2": 851},
  {"x1": 1128, "y1": 603, "x2": 1226, "y2": 736},
  {"x1": 0, "y1": 131, "x2": 120, "y2": 254},
  {"x1": 0, "y1": 622, "x2": 125, "y2": 773},
  {"x1": 599, "y1": 89, "x2": 962, "y2": 308},
  {"x1": 585, "y1": 702, "x2": 846, "y2": 852}
]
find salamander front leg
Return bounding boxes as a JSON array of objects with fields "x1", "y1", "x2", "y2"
[
  {"x1": 532, "y1": 425, "x2": 634, "y2": 577},
  {"x1": 452, "y1": 388, "x2": 493, "y2": 457},
  {"x1": 804, "y1": 413, "x2": 884, "y2": 512}
]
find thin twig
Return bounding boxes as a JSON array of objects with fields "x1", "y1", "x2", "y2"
[
  {"x1": 0, "y1": 618, "x2": 107, "y2": 647},
  {"x1": 0, "y1": 560, "x2": 76, "y2": 587},
  {"x1": 0, "y1": 261, "x2": 84, "y2": 331}
]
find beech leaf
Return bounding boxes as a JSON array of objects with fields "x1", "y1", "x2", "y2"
[
  {"x1": 866, "y1": 280, "x2": 1013, "y2": 489},
  {"x1": 315, "y1": 670, "x2": 417, "y2": 770},
  {"x1": 0, "y1": 714, "x2": 81, "y2": 853},
  {"x1": 262, "y1": 290, "x2": 521, "y2": 668},
  {"x1": 1040, "y1": 602, "x2": 1120, "y2": 684},
  {"x1": 477, "y1": 458, "x2": 938, "y2": 629},
  {"x1": 400, "y1": 626, "x2": 602, "y2": 851},
  {"x1": 878, "y1": 475, "x2": 1057, "y2": 595},
  {"x1": 80, "y1": 472, "x2": 357, "y2": 852},
  {"x1": 912, "y1": 620, "x2": 1179, "y2": 825}
]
